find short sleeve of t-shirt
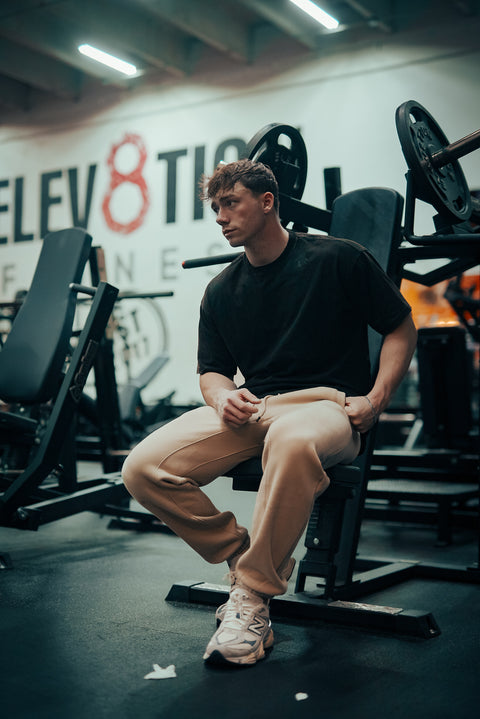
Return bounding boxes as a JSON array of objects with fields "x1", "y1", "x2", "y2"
[
  {"x1": 342, "y1": 248, "x2": 410, "y2": 335},
  {"x1": 197, "y1": 291, "x2": 237, "y2": 379}
]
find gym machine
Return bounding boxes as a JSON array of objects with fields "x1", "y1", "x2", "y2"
[
  {"x1": 0, "y1": 229, "x2": 129, "y2": 543},
  {"x1": 366, "y1": 102, "x2": 480, "y2": 547},
  {"x1": 0, "y1": 237, "x2": 179, "y2": 544},
  {"x1": 164, "y1": 116, "x2": 450, "y2": 639}
]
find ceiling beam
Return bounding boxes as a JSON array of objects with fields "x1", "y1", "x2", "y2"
[
  {"x1": 237, "y1": 0, "x2": 326, "y2": 49},
  {"x1": 0, "y1": 74, "x2": 31, "y2": 111},
  {"x1": 343, "y1": 0, "x2": 392, "y2": 33},
  {"x1": 0, "y1": 2, "x2": 129, "y2": 87},
  {"x1": 48, "y1": 0, "x2": 192, "y2": 76},
  {"x1": 240, "y1": 0, "x2": 394, "y2": 50},
  {"x1": 133, "y1": 0, "x2": 253, "y2": 62},
  {"x1": 0, "y1": 36, "x2": 82, "y2": 99}
]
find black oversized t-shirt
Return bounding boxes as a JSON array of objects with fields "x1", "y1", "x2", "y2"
[{"x1": 197, "y1": 232, "x2": 411, "y2": 397}]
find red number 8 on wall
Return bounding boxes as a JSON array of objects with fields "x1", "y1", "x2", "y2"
[{"x1": 102, "y1": 133, "x2": 150, "y2": 234}]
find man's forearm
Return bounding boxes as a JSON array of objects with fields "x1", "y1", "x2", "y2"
[
  {"x1": 368, "y1": 314, "x2": 417, "y2": 415},
  {"x1": 199, "y1": 372, "x2": 238, "y2": 410}
]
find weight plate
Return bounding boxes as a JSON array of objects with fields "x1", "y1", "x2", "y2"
[
  {"x1": 244, "y1": 123, "x2": 308, "y2": 201},
  {"x1": 396, "y1": 101, "x2": 472, "y2": 223}
]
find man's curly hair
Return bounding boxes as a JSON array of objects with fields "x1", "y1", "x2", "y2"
[{"x1": 201, "y1": 159, "x2": 279, "y2": 212}]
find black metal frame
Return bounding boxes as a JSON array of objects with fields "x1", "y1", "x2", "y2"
[
  {"x1": 370, "y1": 170, "x2": 480, "y2": 570},
  {"x1": 398, "y1": 171, "x2": 480, "y2": 286},
  {"x1": 167, "y1": 579, "x2": 440, "y2": 639},
  {"x1": 0, "y1": 279, "x2": 130, "y2": 531}
]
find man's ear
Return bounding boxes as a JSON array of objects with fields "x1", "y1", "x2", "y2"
[{"x1": 262, "y1": 191, "x2": 275, "y2": 212}]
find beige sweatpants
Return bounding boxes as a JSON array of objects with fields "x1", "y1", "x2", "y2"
[{"x1": 122, "y1": 386, "x2": 361, "y2": 597}]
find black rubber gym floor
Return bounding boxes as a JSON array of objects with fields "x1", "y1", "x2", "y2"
[{"x1": 1, "y1": 472, "x2": 479, "y2": 719}]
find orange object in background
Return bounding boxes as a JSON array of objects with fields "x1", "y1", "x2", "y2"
[{"x1": 401, "y1": 273, "x2": 479, "y2": 330}]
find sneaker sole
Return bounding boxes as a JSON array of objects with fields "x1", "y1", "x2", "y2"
[{"x1": 204, "y1": 627, "x2": 274, "y2": 666}]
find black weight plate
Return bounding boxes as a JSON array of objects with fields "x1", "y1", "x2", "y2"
[
  {"x1": 396, "y1": 101, "x2": 471, "y2": 223},
  {"x1": 244, "y1": 123, "x2": 308, "y2": 200}
]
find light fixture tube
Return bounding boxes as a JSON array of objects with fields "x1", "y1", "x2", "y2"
[
  {"x1": 289, "y1": 0, "x2": 339, "y2": 30},
  {"x1": 78, "y1": 43, "x2": 137, "y2": 76}
]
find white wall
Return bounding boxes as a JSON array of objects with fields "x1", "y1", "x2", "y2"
[{"x1": 1, "y1": 17, "x2": 479, "y2": 404}]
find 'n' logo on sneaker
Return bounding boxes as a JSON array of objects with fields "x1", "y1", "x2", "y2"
[{"x1": 248, "y1": 616, "x2": 267, "y2": 637}]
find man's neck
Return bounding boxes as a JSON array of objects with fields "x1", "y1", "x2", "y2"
[{"x1": 244, "y1": 224, "x2": 290, "y2": 267}]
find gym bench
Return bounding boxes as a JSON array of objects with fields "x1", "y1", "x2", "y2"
[
  {"x1": 365, "y1": 479, "x2": 478, "y2": 545},
  {"x1": 168, "y1": 185, "x2": 441, "y2": 639}
]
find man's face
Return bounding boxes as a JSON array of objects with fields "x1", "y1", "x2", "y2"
[{"x1": 211, "y1": 182, "x2": 270, "y2": 248}]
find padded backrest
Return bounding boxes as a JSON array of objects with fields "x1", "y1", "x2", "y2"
[
  {"x1": 0, "y1": 228, "x2": 92, "y2": 404},
  {"x1": 326, "y1": 189, "x2": 405, "y2": 578},
  {"x1": 330, "y1": 187, "x2": 404, "y2": 365},
  {"x1": 330, "y1": 187, "x2": 403, "y2": 277}
]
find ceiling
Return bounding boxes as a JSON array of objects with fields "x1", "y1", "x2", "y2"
[{"x1": 0, "y1": 0, "x2": 478, "y2": 113}]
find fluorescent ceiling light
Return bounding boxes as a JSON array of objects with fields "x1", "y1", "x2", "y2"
[
  {"x1": 78, "y1": 43, "x2": 137, "y2": 76},
  {"x1": 289, "y1": 0, "x2": 339, "y2": 30}
]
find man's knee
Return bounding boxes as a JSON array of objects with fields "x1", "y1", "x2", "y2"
[
  {"x1": 264, "y1": 419, "x2": 317, "y2": 459},
  {"x1": 121, "y1": 444, "x2": 148, "y2": 499},
  {"x1": 121, "y1": 427, "x2": 171, "y2": 495},
  {"x1": 264, "y1": 402, "x2": 355, "y2": 460}
]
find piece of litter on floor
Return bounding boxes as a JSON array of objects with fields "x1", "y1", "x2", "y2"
[
  {"x1": 144, "y1": 664, "x2": 177, "y2": 680},
  {"x1": 295, "y1": 692, "x2": 309, "y2": 702}
]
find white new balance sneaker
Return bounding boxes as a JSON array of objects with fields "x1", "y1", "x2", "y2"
[
  {"x1": 204, "y1": 584, "x2": 273, "y2": 666},
  {"x1": 215, "y1": 558, "x2": 296, "y2": 626}
]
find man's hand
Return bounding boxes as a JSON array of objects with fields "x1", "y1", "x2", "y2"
[
  {"x1": 345, "y1": 395, "x2": 377, "y2": 434},
  {"x1": 199, "y1": 372, "x2": 261, "y2": 426},
  {"x1": 215, "y1": 387, "x2": 261, "y2": 426}
]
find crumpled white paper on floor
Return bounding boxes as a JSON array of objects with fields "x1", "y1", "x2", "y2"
[
  {"x1": 144, "y1": 664, "x2": 177, "y2": 680},
  {"x1": 295, "y1": 692, "x2": 309, "y2": 701}
]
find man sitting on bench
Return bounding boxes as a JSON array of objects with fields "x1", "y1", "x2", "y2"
[{"x1": 122, "y1": 159, "x2": 417, "y2": 666}]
